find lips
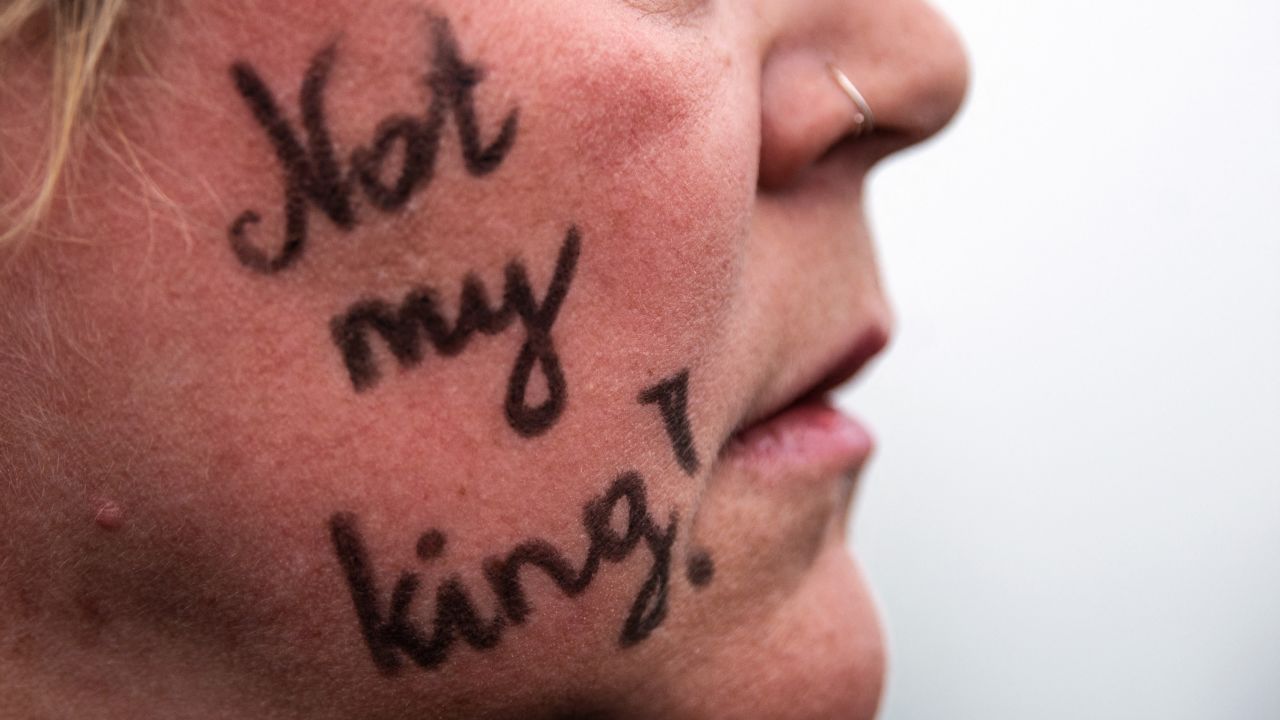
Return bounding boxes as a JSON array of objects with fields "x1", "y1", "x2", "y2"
[
  {"x1": 720, "y1": 325, "x2": 889, "y2": 473},
  {"x1": 723, "y1": 399, "x2": 874, "y2": 475}
]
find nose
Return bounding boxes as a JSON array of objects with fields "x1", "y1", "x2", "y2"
[{"x1": 756, "y1": 0, "x2": 970, "y2": 189}]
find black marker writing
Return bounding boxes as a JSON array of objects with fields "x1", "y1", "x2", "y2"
[
  {"x1": 330, "y1": 227, "x2": 579, "y2": 438},
  {"x1": 638, "y1": 370, "x2": 701, "y2": 475},
  {"x1": 228, "y1": 15, "x2": 518, "y2": 274},
  {"x1": 685, "y1": 549, "x2": 715, "y2": 589},
  {"x1": 329, "y1": 516, "x2": 503, "y2": 672},
  {"x1": 486, "y1": 472, "x2": 675, "y2": 647},
  {"x1": 329, "y1": 472, "x2": 677, "y2": 676}
]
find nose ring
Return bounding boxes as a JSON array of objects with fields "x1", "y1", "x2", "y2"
[{"x1": 828, "y1": 64, "x2": 875, "y2": 136}]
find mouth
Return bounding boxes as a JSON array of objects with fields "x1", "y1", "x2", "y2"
[{"x1": 719, "y1": 325, "x2": 889, "y2": 473}]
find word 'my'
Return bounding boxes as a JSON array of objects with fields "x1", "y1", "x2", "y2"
[
  {"x1": 329, "y1": 472, "x2": 678, "y2": 676},
  {"x1": 228, "y1": 15, "x2": 518, "y2": 273},
  {"x1": 331, "y1": 227, "x2": 579, "y2": 438}
]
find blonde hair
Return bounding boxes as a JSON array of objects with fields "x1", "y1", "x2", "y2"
[{"x1": 0, "y1": 0, "x2": 128, "y2": 245}]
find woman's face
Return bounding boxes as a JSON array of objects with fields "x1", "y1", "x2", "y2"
[{"x1": 0, "y1": 0, "x2": 966, "y2": 717}]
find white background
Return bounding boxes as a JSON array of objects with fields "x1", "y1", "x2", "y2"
[{"x1": 843, "y1": 0, "x2": 1280, "y2": 718}]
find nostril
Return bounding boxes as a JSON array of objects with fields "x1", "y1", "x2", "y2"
[
  {"x1": 757, "y1": 50, "x2": 878, "y2": 191},
  {"x1": 755, "y1": 1, "x2": 970, "y2": 190}
]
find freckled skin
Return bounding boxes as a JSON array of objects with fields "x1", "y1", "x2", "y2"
[{"x1": 0, "y1": 0, "x2": 967, "y2": 718}]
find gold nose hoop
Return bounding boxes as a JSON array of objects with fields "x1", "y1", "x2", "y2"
[{"x1": 828, "y1": 64, "x2": 875, "y2": 136}]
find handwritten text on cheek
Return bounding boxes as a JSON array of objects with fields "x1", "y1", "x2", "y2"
[
  {"x1": 229, "y1": 16, "x2": 576, "y2": 438},
  {"x1": 331, "y1": 229, "x2": 578, "y2": 438},
  {"x1": 225, "y1": 13, "x2": 717, "y2": 676},
  {"x1": 227, "y1": 16, "x2": 518, "y2": 275},
  {"x1": 329, "y1": 472, "x2": 680, "y2": 675}
]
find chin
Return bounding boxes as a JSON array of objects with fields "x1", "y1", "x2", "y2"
[{"x1": 646, "y1": 541, "x2": 885, "y2": 720}]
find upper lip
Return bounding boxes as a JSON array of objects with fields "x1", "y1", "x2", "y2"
[{"x1": 725, "y1": 323, "x2": 891, "y2": 444}]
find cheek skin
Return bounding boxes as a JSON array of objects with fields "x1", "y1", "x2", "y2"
[
  {"x1": 0, "y1": 2, "x2": 759, "y2": 711},
  {"x1": 517, "y1": 14, "x2": 751, "y2": 362},
  {"x1": 0, "y1": 1, "x2": 881, "y2": 715}
]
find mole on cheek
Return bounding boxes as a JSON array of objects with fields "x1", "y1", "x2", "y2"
[{"x1": 94, "y1": 500, "x2": 125, "y2": 531}]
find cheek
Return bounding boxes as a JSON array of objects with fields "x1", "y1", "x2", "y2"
[
  {"x1": 145, "y1": 2, "x2": 755, "y2": 379},
  {"x1": 25, "y1": 11, "x2": 760, "y2": 514},
  {"x1": 3, "y1": 9, "x2": 765, "y2": 703},
  {"x1": 507, "y1": 19, "x2": 755, "y2": 364}
]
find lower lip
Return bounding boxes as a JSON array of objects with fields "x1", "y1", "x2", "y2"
[{"x1": 722, "y1": 397, "x2": 874, "y2": 474}]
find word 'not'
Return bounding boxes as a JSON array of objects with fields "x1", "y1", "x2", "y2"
[{"x1": 227, "y1": 15, "x2": 518, "y2": 273}]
